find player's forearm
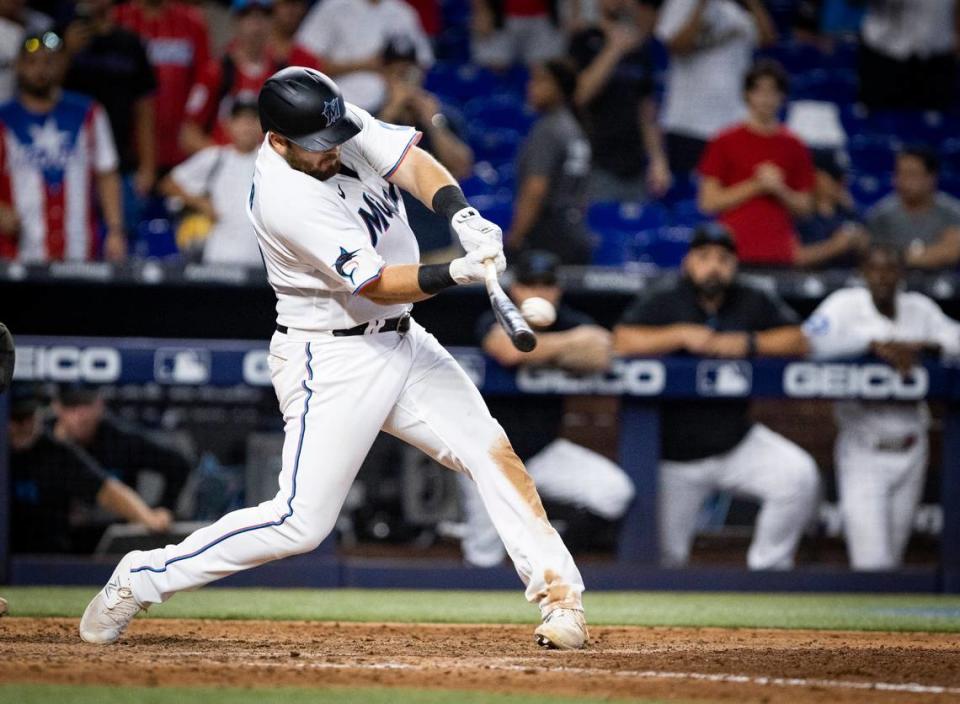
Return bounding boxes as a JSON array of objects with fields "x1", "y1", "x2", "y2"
[
  {"x1": 388, "y1": 146, "x2": 459, "y2": 209},
  {"x1": 744, "y1": 0, "x2": 778, "y2": 47},
  {"x1": 906, "y1": 229, "x2": 960, "y2": 269},
  {"x1": 667, "y1": 0, "x2": 708, "y2": 55},
  {"x1": 360, "y1": 263, "x2": 435, "y2": 304},
  {"x1": 612, "y1": 325, "x2": 686, "y2": 356},
  {"x1": 639, "y1": 98, "x2": 667, "y2": 165},
  {"x1": 776, "y1": 187, "x2": 813, "y2": 218},
  {"x1": 484, "y1": 328, "x2": 566, "y2": 367},
  {"x1": 97, "y1": 478, "x2": 157, "y2": 526}
]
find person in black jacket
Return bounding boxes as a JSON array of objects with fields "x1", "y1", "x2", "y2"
[{"x1": 52, "y1": 384, "x2": 191, "y2": 512}]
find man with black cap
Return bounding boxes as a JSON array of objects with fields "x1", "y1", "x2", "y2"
[
  {"x1": 9, "y1": 386, "x2": 171, "y2": 554},
  {"x1": 614, "y1": 222, "x2": 819, "y2": 569},
  {"x1": 52, "y1": 384, "x2": 191, "y2": 515},
  {"x1": 82, "y1": 67, "x2": 589, "y2": 651},
  {"x1": 461, "y1": 250, "x2": 635, "y2": 567}
]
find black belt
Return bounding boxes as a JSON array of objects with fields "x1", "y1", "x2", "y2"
[{"x1": 276, "y1": 314, "x2": 411, "y2": 337}]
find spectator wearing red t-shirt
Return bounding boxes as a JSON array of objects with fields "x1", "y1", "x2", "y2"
[
  {"x1": 114, "y1": 0, "x2": 211, "y2": 170},
  {"x1": 180, "y1": 0, "x2": 320, "y2": 155},
  {"x1": 697, "y1": 59, "x2": 814, "y2": 266},
  {"x1": 269, "y1": 0, "x2": 321, "y2": 65}
]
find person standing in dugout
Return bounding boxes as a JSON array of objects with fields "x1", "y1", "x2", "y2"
[{"x1": 80, "y1": 67, "x2": 588, "y2": 651}]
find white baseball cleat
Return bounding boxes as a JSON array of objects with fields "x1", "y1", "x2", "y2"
[
  {"x1": 534, "y1": 608, "x2": 588, "y2": 650},
  {"x1": 79, "y1": 551, "x2": 146, "y2": 644}
]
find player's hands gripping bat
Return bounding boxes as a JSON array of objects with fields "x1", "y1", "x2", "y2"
[{"x1": 484, "y1": 260, "x2": 537, "y2": 353}]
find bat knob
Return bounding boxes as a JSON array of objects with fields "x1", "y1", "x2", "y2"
[{"x1": 514, "y1": 330, "x2": 537, "y2": 352}]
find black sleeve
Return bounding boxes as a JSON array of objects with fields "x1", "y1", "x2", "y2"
[
  {"x1": 754, "y1": 289, "x2": 800, "y2": 329},
  {"x1": 475, "y1": 310, "x2": 498, "y2": 345},
  {"x1": 618, "y1": 289, "x2": 675, "y2": 326},
  {"x1": 100, "y1": 420, "x2": 191, "y2": 509},
  {"x1": 55, "y1": 441, "x2": 109, "y2": 505},
  {"x1": 130, "y1": 32, "x2": 158, "y2": 97}
]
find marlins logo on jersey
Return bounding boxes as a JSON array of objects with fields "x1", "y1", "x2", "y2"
[{"x1": 335, "y1": 247, "x2": 361, "y2": 285}]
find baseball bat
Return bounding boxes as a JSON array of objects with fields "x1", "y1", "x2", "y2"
[{"x1": 484, "y1": 260, "x2": 537, "y2": 352}]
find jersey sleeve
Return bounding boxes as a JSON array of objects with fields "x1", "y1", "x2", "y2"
[
  {"x1": 169, "y1": 147, "x2": 221, "y2": 196},
  {"x1": 655, "y1": 0, "x2": 698, "y2": 42},
  {"x1": 90, "y1": 103, "x2": 119, "y2": 173},
  {"x1": 697, "y1": 134, "x2": 727, "y2": 181},
  {"x1": 267, "y1": 191, "x2": 386, "y2": 295},
  {"x1": 917, "y1": 295, "x2": 960, "y2": 359},
  {"x1": 802, "y1": 291, "x2": 873, "y2": 360},
  {"x1": 788, "y1": 139, "x2": 816, "y2": 193},
  {"x1": 348, "y1": 105, "x2": 422, "y2": 179}
]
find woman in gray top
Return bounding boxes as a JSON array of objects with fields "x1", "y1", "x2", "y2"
[{"x1": 506, "y1": 59, "x2": 593, "y2": 265}]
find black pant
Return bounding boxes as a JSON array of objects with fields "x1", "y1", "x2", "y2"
[
  {"x1": 859, "y1": 43, "x2": 957, "y2": 111},
  {"x1": 666, "y1": 132, "x2": 709, "y2": 177}
]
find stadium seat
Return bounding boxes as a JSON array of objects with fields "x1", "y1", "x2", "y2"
[
  {"x1": 425, "y1": 63, "x2": 498, "y2": 103},
  {"x1": 649, "y1": 226, "x2": 694, "y2": 269},
  {"x1": 590, "y1": 228, "x2": 636, "y2": 267},
  {"x1": 468, "y1": 127, "x2": 522, "y2": 163},
  {"x1": 463, "y1": 94, "x2": 534, "y2": 132},
  {"x1": 587, "y1": 201, "x2": 668, "y2": 233},
  {"x1": 669, "y1": 199, "x2": 707, "y2": 227}
]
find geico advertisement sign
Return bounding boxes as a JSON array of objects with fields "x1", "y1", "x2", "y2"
[
  {"x1": 783, "y1": 363, "x2": 928, "y2": 399},
  {"x1": 13, "y1": 345, "x2": 121, "y2": 382},
  {"x1": 517, "y1": 359, "x2": 665, "y2": 395}
]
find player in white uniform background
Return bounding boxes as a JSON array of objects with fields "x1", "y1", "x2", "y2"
[
  {"x1": 81, "y1": 68, "x2": 588, "y2": 650},
  {"x1": 803, "y1": 245, "x2": 960, "y2": 570}
]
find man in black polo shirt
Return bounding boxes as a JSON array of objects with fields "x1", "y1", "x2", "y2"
[
  {"x1": 462, "y1": 250, "x2": 635, "y2": 566},
  {"x1": 614, "y1": 223, "x2": 819, "y2": 570},
  {"x1": 9, "y1": 387, "x2": 172, "y2": 553},
  {"x1": 52, "y1": 385, "x2": 191, "y2": 512}
]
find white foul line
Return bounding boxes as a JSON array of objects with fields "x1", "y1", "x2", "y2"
[{"x1": 266, "y1": 659, "x2": 960, "y2": 696}]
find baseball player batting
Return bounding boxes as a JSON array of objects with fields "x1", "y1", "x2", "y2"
[{"x1": 80, "y1": 68, "x2": 587, "y2": 650}]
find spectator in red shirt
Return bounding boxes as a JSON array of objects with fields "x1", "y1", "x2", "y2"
[
  {"x1": 114, "y1": 0, "x2": 211, "y2": 170},
  {"x1": 269, "y1": 0, "x2": 319, "y2": 65},
  {"x1": 180, "y1": 0, "x2": 320, "y2": 155},
  {"x1": 697, "y1": 59, "x2": 814, "y2": 266}
]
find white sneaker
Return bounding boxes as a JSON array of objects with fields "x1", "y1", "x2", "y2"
[
  {"x1": 534, "y1": 608, "x2": 588, "y2": 650},
  {"x1": 79, "y1": 551, "x2": 146, "y2": 644}
]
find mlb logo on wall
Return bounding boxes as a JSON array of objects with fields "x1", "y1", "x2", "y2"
[
  {"x1": 154, "y1": 348, "x2": 211, "y2": 384},
  {"x1": 696, "y1": 361, "x2": 752, "y2": 397}
]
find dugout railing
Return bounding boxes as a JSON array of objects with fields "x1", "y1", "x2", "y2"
[{"x1": 3, "y1": 335, "x2": 959, "y2": 593}]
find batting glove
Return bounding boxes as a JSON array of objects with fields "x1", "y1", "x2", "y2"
[
  {"x1": 449, "y1": 243, "x2": 507, "y2": 285},
  {"x1": 450, "y1": 207, "x2": 503, "y2": 253}
]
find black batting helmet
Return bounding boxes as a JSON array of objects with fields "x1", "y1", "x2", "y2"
[{"x1": 258, "y1": 67, "x2": 362, "y2": 152}]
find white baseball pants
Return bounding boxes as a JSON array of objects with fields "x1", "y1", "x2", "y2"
[
  {"x1": 128, "y1": 321, "x2": 584, "y2": 614},
  {"x1": 459, "y1": 438, "x2": 636, "y2": 567},
  {"x1": 835, "y1": 429, "x2": 928, "y2": 571},
  {"x1": 658, "y1": 424, "x2": 820, "y2": 570}
]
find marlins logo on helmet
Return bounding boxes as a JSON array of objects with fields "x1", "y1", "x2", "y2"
[{"x1": 322, "y1": 98, "x2": 342, "y2": 126}]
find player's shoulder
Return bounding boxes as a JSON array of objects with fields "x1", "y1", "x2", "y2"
[
  {"x1": 819, "y1": 285, "x2": 871, "y2": 308},
  {"x1": 712, "y1": 123, "x2": 748, "y2": 144},
  {"x1": 899, "y1": 289, "x2": 940, "y2": 313}
]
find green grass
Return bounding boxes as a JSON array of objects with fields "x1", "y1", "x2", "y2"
[
  {"x1": 4, "y1": 587, "x2": 960, "y2": 632},
  {"x1": 0, "y1": 685, "x2": 671, "y2": 704}
]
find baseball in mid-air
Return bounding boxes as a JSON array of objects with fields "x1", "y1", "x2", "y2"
[{"x1": 521, "y1": 297, "x2": 556, "y2": 327}]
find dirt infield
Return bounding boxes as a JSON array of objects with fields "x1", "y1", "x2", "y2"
[{"x1": 3, "y1": 618, "x2": 960, "y2": 702}]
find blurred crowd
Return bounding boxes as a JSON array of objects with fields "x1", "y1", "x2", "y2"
[{"x1": 0, "y1": 0, "x2": 956, "y2": 269}]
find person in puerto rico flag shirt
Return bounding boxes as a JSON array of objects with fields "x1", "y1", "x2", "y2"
[{"x1": 0, "y1": 32, "x2": 124, "y2": 263}]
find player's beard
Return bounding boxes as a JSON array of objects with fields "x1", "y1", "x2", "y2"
[
  {"x1": 691, "y1": 275, "x2": 730, "y2": 300},
  {"x1": 284, "y1": 150, "x2": 341, "y2": 181}
]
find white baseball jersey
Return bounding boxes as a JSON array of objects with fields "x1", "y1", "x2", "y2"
[
  {"x1": 804, "y1": 286, "x2": 960, "y2": 437},
  {"x1": 247, "y1": 104, "x2": 422, "y2": 331}
]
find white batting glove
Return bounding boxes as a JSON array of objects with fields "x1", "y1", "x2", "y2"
[
  {"x1": 449, "y1": 243, "x2": 507, "y2": 285},
  {"x1": 450, "y1": 207, "x2": 503, "y2": 253}
]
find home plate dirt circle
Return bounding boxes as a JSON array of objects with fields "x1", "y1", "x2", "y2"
[{"x1": 3, "y1": 618, "x2": 960, "y2": 703}]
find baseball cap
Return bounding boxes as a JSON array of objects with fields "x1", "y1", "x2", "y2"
[
  {"x1": 689, "y1": 222, "x2": 736, "y2": 254},
  {"x1": 231, "y1": 0, "x2": 273, "y2": 14},
  {"x1": 512, "y1": 250, "x2": 560, "y2": 286},
  {"x1": 56, "y1": 382, "x2": 102, "y2": 407},
  {"x1": 230, "y1": 92, "x2": 260, "y2": 117},
  {"x1": 10, "y1": 384, "x2": 43, "y2": 419},
  {"x1": 382, "y1": 35, "x2": 419, "y2": 65}
]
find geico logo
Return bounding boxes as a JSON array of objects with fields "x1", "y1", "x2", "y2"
[
  {"x1": 516, "y1": 359, "x2": 665, "y2": 395},
  {"x1": 13, "y1": 346, "x2": 121, "y2": 382},
  {"x1": 242, "y1": 350, "x2": 272, "y2": 386},
  {"x1": 783, "y1": 363, "x2": 928, "y2": 399}
]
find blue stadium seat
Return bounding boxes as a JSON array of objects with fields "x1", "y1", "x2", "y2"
[
  {"x1": 669, "y1": 199, "x2": 707, "y2": 227},
  {"x1": 468, "y1": 127, "x2": 522, "y2": 162},
  {"x1": 425, "y1": 63, "x2": 498, "y2": 103},
  {"x1": 849, "y1": 172, "x2": 889, "y2": 208},
  {"x1": 463, "y1": 94, "x2": 534, "y2": 132},
  {"x1": 648, "y1": 226, "x2": 694, "y2": 269},
  {"x1": 591, "y1": 228, "x2": 636, "y2": 266},
  {"x1": 587, "y1": 201, "x2": 668, "y2": 232}
]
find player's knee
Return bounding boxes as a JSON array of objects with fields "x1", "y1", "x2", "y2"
[
  {"x1": 779, "y1": 452, "x2": 820, "y2": 503},
  {"x1": 284, "y1": 516, "x2": 335, "y2": 555},
  {"x1": 598, "y1": 472, "x2": 636, "y2": 519}
]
